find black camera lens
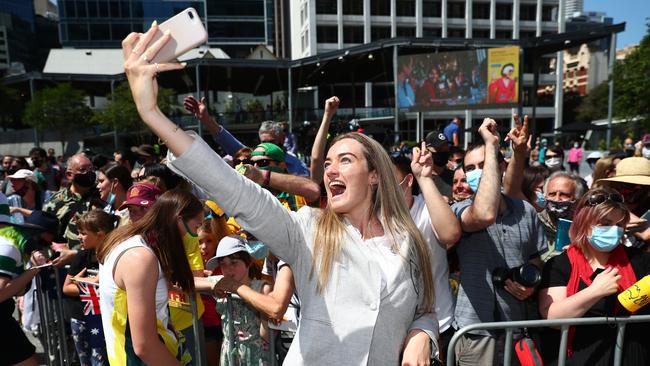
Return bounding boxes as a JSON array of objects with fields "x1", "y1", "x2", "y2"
[{"x1": 511, "y1": 263, "x2": 542, "y2": 288}]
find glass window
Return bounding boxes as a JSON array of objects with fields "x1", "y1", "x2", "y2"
[
  {"x1": 316, "y1": 0, "x2": 337, "y2": 14},
  {"x1": 423, "y1": 1, "x2": 441, "y2": 17},
  {"x1": 447, "y1": 2, "x2": 465, "y2": 18},
  {"x1": 131, "y1": 2, "x2": 144, "y2": 17},
  {"x1": 474, "y1": 29, "x2": 490, "y2": 38},
  {"x1": 423, "y1": 27, "x2": 441, "y2": 37},
  {"x1": 208, "y1": 21, "x2": 265, "y2": 39},
  {"x1": 316, "y1": 25, "x2": 337, "y2": 43},
  {"x1": 520, "y1": 31, "x2": 536, "y2": 39},
  {"x1": 68, "y1": 23, "x2": 89, "y2": 41},
  {"x1": 396, "y1": 0, "x2": 415, "y2": 17},
  {"x1": 64, "y1": 1, "x2": 76, "y2": 18},
  {"x1": 371, "y1": 0, "x2": 390, "y2": 15},
  {"x1": 472, "y1": 2, "x2": 490, "y2": 19},
  {"x1": 496, "y1": 4, "x2": 512, "y2": 20},
  {"x1": 110, "y1": 1, "x2": 120, "y2": 18},
  {"x1": 343, "y1": 25, "x2": 363, "y2": 43},
  {"x1": 120, "y1": 1, "x2": 131, "y2": 18},
  {"x1": 112, "y1": 23, "x2": 132, "y2": 40},
  {"x1": 98, "y1": 2, "x2": 109, "y2": 17},
  {"x1": 371, "y1": 26, "x2": 391, "y2": 41},
  {"x1": 520, "y1": 4, "x2": 536, "y2": 21},
  {"x1": 448, "y1": 28, "x2": 464, "y2": 37},
  {"x1": 542, "y1": 5, "x2": 556, "y2": 21},
  {"x1": 209, "y1": 0, "x2": 264, "y2": 16},
  {"x1": 75, "y1": 1, "x2": 87, "y2": 17},
  {"x1": 396, "y1": 27, "x2": 415, "y2": 37},
  {"x1": 343, "y1": 0, "x2": 363, "y2": 15},
  {"x1": 90, "y1": 23, "x2": 110, "y2": 40},
  {"x1": 495, "y1": 30, "x2": 511, "y2": 39},
  {"x1": 87, "y1": 1, "x2": 98, "y2": 17}
]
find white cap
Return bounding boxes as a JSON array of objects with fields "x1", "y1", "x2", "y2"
[
  {"x1": 205, "y1": 235, "x2": 249, "y2": 271},
  {"x1": 7, "y1": 169, "x2": 37, "y2": 183},
  {"x1": 586, "y1": 151, "x2": 604, "y2": 160}
]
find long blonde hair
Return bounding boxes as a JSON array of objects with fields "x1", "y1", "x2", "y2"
[{"x1": 311, "y1": 132, "x2": 434, "y2": 310}]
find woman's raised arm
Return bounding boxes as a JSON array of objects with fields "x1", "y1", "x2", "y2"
[
  {"x1": 121, "y1": 25, "x2": 307, "y2": 265},
  {"x1": 122, "y1": 24, "x2": 192, "y2": 157}
]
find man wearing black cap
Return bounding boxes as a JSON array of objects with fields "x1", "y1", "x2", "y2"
[{"x1": 425, "y1": 131, "x2": 455, "y2": 201}]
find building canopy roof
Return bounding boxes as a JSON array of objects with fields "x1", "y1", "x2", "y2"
[{"x1": 6, "y1": 23, "x2": 625, "y2": 96}]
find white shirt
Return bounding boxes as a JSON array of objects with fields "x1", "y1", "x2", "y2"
[{"x1": 410, "y1": 194, "x2": 455, "y2": 332}]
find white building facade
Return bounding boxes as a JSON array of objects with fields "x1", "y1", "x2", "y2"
[{"x1": 290, "y1": 0, "x2": 567, "y2": 135}]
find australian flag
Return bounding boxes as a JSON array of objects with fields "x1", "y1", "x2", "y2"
[{"x1": 78, "y1": 281, "x2": 106, "y2": 348}]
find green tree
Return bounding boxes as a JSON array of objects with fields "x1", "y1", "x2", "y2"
[
  {"x1": 23, "y1": 83, "x2": 92, "y2": 153},
  {"x1": 0, "y1": 83, "x2": 21, "y2": 131},
  {"x1": 91, "y1": 82, "x2": 175, "y2": 142},
  {"x1": 576, "y1": 81, "x2": 609, "y2": 123},
  {"x1": 613, "y1": 24, "x2": 650, "y2": 128}
]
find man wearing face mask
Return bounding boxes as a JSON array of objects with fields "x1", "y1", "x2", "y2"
[
  {"x1": 538, "y1": 172, "x2": 587, "y2": 261},
  {"x1": 424, "y1": 131, "x2": 455, "y2": 201},
  {"x1": 450, "y1": 118, "x2": 547, "y2": 365},
  {"x1": 641, "y1": 134, "x2": 650, "y2": 160},
  {"x1": 43, "y1": 153, "x2": 100, "y2": 265}
]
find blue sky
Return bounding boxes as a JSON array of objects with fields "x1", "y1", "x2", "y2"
[{"x1": 585, "y1": 0, "x2": 648, "y2": 48}]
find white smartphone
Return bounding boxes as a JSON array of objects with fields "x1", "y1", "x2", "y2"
[{"x1": 149, "y1": 7, "x2": 208, "y2": 64}]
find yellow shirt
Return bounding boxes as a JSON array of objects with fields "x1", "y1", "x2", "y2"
[{"x1": 168, "y1": 233, "x2": 205, "y2": 331}]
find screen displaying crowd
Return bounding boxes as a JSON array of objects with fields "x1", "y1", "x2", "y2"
[{"x1": 398, "y1": 46, "x2": 520, "y2": 111}]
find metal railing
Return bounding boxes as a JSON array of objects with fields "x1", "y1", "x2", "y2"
[{"x1": 446, "y1": 315, "x2": 650, "y2": 366}]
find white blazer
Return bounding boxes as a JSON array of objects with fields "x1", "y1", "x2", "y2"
[{"x1": 169, "y1": 135, "x2": 438, "y2": 365}]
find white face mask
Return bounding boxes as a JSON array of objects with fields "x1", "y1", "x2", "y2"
[
  {"x1": 545, "y1": 157, "x2": 561, "y2": 169},
  {"x1": 574, "y1": 143, "x2": 579, "y2": 148},
  {"x1": 643, "y1": 147, "x2": 650, "y2": 159}
]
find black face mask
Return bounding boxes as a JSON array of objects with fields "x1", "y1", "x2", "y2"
[
  {"x1": 7, "y1": 168, "x2": 17, "y2": 175},
  {"x1": 32, "y1": 159, "x2": 42, "y2": 168},
  {"x1": 432, "y1": 151, "x2": 450, "y2": 167},
  {"x1": 73, "y1": 171, "x2": 96, "y2": 188},
  {"x1": 546, "y1": 200, "x2": 574, "y2": 220}
]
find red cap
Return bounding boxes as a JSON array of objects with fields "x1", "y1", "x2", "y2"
[{"x1": 118, "y1": 182, "x2": 162, "y2": 210}]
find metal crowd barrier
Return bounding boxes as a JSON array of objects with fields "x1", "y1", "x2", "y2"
[
  {"x1": 31, "y1": 267, "x2": 281, "y2": 366},
  {"x1": 33, "y1": 266, "x2": 71, "y2": 366},
  {"x1": 446, "y1": 315, "x2": 650, "y2": 366}
]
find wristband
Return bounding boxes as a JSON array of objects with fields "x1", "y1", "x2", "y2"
[{"x1": 262, "y1": 169, "x2": 271, "y2": 187}]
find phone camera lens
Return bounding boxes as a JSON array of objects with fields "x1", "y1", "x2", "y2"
[{"x1": 188, "y1": 11, "x2": 194, "y2": 19}]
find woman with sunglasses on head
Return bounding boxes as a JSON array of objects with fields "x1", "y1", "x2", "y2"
[
  {"x1": 121, "y1": 24, "x2": 438, "y2": 365},
  {"x1": 538, "y1": 187, "x2": 650, "y2": 366}
]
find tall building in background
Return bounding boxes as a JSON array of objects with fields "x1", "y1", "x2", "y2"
[
  {"x1": 57, "y1": 0, "x2": 281, "y2": 58},
  {"x1": 0, "y1": 0, "x2": 59, "y2": 75},
  {"x1": 564, "y1": 0, "x2": 583, "y2": 18},
  {"x1": 290, "y1": 0, "x2": 564, "y2": 132}
]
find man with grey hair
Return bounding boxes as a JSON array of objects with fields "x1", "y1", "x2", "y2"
[
  {"x1": 184, "y1": 96, "x2": 309, "y2": 176},
  {"x1": 538, "y1": 170, "x2": 587, "y2": 261}
]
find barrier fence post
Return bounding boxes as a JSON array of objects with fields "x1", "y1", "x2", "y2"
[
  {"x1": 53, "y1": 268, "x2": 71, "y2": 366},
  {"x1": 34, "y1": 273, "x2": 53, "y2": 366},
  {"x1": 557, "y1": 325, "x2": 569, "y2": 366},
  {"x1": 225, "y1": 294, "x2": 235, "y2": 366},
  {"x1": 189, "y1": 293, "x2": 207, "y2": 366},
  {"x1": 613, "y1": 323, "x2": 626, "y2": 366},
  {"x1": 268, "y1": 327, "x2": 277, "y2": 366},
  {"x1": 503, "y1": 328, "x2": 513, "y2": 366}
]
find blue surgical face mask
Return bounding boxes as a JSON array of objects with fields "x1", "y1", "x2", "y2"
[
  {"x1": 466, "y1": 168, "x2": 482, "y2": 193},
  {"x1": 588, "y1": 225, "x2": 624, "y2": 252},
  {"x1": 535, "y1": 191, "x2": 546, "y2": 208}
]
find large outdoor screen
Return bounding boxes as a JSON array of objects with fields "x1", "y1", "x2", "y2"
[{"x1": 397, "y1": 46, "x2": 520, "y2": 111}]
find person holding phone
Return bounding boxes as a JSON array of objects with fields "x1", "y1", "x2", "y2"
[{"x1": 121, "y1": 22, "x2": 438, "y2": 365}]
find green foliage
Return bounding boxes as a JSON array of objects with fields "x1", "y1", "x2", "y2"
[
  {"x1": 598, "y1": 139, "x2": 607, "y2": 151},
  {"x1": 610, "y1": 136, "x2": 623, "y2": 150},
  {"x1": 576, "y1": 81, "x2": 609, "y2": 123},
  {"x1": 23, "y1": 83, "x2": 91, "y2": 149},
  {"x1": 244, "y1": 98, "x2": 263, "y2": 113},
  {"x1": 613, "y1": 25, "x2": 650, "y2": 128},
  {"x1": 0, "y1": 83, "x2": 21, "y2": 130},
  {"x1": 91, "y1": 82, "x2": 175, "y2": 133}
]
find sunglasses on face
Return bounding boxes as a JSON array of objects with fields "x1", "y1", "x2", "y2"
[
  {"x1": 585, "y1": 193, "x2": 624, "y2": 206},
  {"x1": 253, "y1": 159, "x2": 273, "y2": 168},
  {"x1": 234, "y1": 158, "x2": 253, "y2": 166}
]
